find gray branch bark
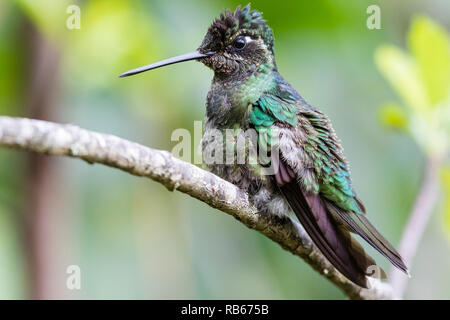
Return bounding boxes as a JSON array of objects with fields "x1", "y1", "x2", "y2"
[{"x1": 0, "y1": 116, "x2": 394, "y2": 300}]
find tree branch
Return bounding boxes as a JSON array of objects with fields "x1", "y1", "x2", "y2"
[
  {"x1": 389, "y1": 156, "x2": 442, "y2": 298},
  {"x1": 0, "y1": 116, "x2": 394, "y2": 299}
]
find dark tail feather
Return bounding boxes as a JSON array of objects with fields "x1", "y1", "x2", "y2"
[
  {"x1": 280, "y1": 181, "x2": 374, "y2": 288},
  {"x1": 340, "y1": 227, "x2": 387, "y2": 280},
  {"x1": 325, "y1": 201, "x2": 408, "y2": 274},
  {"x1": 354, "y1": 214, "x2": 408, "y2": 273}
]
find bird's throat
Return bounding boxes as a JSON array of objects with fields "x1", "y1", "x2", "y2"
[{"x1": 206, "y1": 64, "x2": 275, "y2": 128}]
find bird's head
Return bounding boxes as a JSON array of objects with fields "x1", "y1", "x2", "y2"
[
  {"x1": 120, "y1": 4, "x2": 275, "y2": 79},
  {"x1": 197, "y1": 4, "x2": 275, "y2": 77}
]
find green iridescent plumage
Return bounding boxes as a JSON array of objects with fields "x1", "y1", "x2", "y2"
[
  {"x1": 121, "y1": 3, "x2": 408, "y2": 288},
  {"x1": 202, "y1": 5, "x2": 408, "y2": 287},
  {"x1": 245, "y1": 73, "x2": 407, "y2": 286},
  {"x1": 248, "y1": 75, "x2": 361, "y2": 212}
]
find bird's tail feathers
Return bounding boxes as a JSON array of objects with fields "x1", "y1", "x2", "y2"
[{"x1": 326, "y1": 201, "x2": 408, "y2": 275}]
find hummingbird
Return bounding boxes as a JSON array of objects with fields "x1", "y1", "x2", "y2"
[{"x1": 120, "y1": 4, "x2": 408, "y2": 288}]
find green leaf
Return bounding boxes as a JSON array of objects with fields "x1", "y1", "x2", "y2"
[
  {"x1": 409, "y1": 16, "x2": 450, "y2": 106},
  {"x1": 375, "y1": 45, "x2": 430, "y2": 113},
  {"x1": 379, "y1": 103, "x2": 408, "y2": 130}
]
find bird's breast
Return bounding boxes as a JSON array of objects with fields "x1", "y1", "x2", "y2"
[{"x1": 200, "y1": 121, "x2": 271, "y2": 192}]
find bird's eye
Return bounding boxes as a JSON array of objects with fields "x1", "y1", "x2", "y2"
[{"x1": 233, "y1": 36, "x2": 247, "y2": 50}]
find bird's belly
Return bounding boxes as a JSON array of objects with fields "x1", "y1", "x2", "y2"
[
  {"x1": 201, "y1": 131, "x2": 292, "y2": 218},
  {"x1": 201, "y1": 128, "x2": 264, "y2": 190}
]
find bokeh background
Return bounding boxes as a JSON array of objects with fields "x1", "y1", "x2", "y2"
[{"x1": 0, "y1": 0, "x2": 449, "y2": 299}]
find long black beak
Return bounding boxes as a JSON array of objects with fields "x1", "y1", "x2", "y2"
[{"x1": 119, "y1": 50, "x2": 214, "y2": 78}]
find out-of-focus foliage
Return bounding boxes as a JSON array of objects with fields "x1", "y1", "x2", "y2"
[
  {"x1": 376, "y1": 16, "x2": 450, "y2": 156},
  {"x1": 1, "y1": 0, "x2": 450, "y2": 299},
  {"x1": 376, "y1": 16, "x2": 450, "y2": 239},
  {"x1": 15, "y1": 0, "x2": 70, "y2": 42},
  {"x1": 379, "y1": 102, "x2": 408, "y2": 130},
  {"x1": 15, "y1": 0, "x2": 161, "y2": 89},
  {"x1": 409, "y1": 17, "x2": 450, "y2": 106}
]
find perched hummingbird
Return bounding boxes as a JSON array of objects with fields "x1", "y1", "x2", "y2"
[{"x1": 120, "y1": 4, "x2": 408, "y2": 287}]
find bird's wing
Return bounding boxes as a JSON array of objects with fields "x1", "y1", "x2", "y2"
[
  {"x1": 294, "y1": 105, "x2": 408, "y2": 275},
  {"x1": 249, "y1": 77, "x2": 407, "y2": 286}
]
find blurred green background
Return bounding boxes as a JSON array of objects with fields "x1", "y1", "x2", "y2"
[{"x1": 0, "y1": 0, "x2": 449, "y2": 299}]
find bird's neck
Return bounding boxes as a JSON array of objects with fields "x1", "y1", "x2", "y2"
[{"x1": 206, "y1": 63, "x2": 275, "y2": 129}]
